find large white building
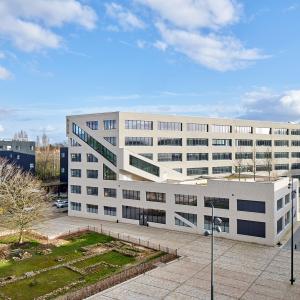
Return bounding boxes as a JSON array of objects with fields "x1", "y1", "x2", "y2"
[{"x1": 66, "y1": 112, "x2": 300, "y2": 245}]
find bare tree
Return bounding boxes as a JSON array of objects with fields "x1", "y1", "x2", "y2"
[
  {"x1": 13, "y1": 130, "x2": 28, "y2": 141},
  {"x1": 234, "y1": 147, "x2": 244, "y2": 181},
  {"x1": 264, "y1": 148, "x2": 273, "y2": 181},
  {"x1": 250, "y1": 146, "x2": 257, "y2": 181},
  {"x1": 0, "y1": 159, "x2": 48, "y2": 244}
]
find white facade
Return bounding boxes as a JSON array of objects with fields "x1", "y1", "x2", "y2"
[{"x1": 66, "y1": 112, "x2": 300, "y2": 245}]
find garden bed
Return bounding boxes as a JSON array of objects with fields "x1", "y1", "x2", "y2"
[{"x1": 0, "y1": 231, "x2": 176, "y2": 300}]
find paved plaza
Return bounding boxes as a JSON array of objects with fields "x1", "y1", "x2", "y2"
[{"x1": 34, "y1": 216, "x2": 300, "y2": 300}]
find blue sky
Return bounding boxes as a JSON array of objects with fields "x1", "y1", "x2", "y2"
[{"x1": 0, "y1": 0, "x2": 300, "y2": 142}]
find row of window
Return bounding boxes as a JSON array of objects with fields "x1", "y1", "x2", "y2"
[
  {"x1": 125, "y1": 137, "x2": 300, "y2": 147},
  {"x1": 277, "y1": 210, "x2": 291, "y2": 234},
  {"x1": 86, "y1": 120, "x2": 117, "y2": 130},
  {"x1": 70, "y1": 201, "x2": 267, "y2": 238},
  {"x1": 71, "y1": 202, "x2": 116, "y2": 216}
]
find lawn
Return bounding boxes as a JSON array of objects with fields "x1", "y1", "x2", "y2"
[
  {"x1": 0, "y1": 267, "x2": 81, "y2": 300},
  {"x1": 0, "y1": 232, "x2": 114, "y2": 277},
  {"x1": 0, "y1": 231, "x2": 163, "y2": 300}
]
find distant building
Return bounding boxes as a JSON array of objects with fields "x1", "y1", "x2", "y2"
[{"x1": 0, "y1": 140, "x2": 35, "y2": 173}]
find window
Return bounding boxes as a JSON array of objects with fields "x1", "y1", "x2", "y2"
[
  {"x1": 86, "y1": 121, "x2": 98, "y2": 130},
  {"x1": 104, "y1": 206, "x2": 117, "y2": 216},
  {"x1": 285, "y1": 194, "x2": 290, "y2": 204},
  {"x1": 211, "y1": 125, "x2": 231, "y2": 133},
  {"x1": 125, "y1": 120, "x2": 153, "y2": 130},
  {"x1": 237, "y1": 199, "x2": 265, "y2": 213},
  {"x1": 235, "y1": 139, "x2": 253, "y2": 147},
  {"x1": 235, "y1": 165, "x2": 253, "y2": 173},
  {"x1": 129, "y1": 155, "x2": 160, "y2": 177},
  {"x1": 277, "y1": 198, "x2": 283, "y2": 210},
  {"x1": 71, "y1": 169, "x2": 81, "y2": 177},
  {"x1": 72, "y1": 123, "x2": 117, "y2": 166},
  {"x1": 292, "y1": 163, "x2": 300, "y2": 169},
  {"x1": 187, "y1": 153, "x2": 208, "y2": 161},
  {"x1": 30, "y1": 145, "x2": 34, "y2": 151},
  {"x1": 235, "y1": 152, "x2": 253, "y2": 160},
  {"x1": 139, "y1": 153, "x2": 153, "y2": 160},
  {"x1": 104, "y1": 137, "x2": 117, "y2": 146},
  {"x1": 212, "y1": 153, "x2": 232, "y2": 160},
  {"x1": 256, "y1": 152, "x2": 272, "y2": 159},
  {"x1": 87, "y1": 170, "x2": 98, "y2": 179},
  {"x1": 16, "y1": 155, "x2": 20, "y2": 160},
  {"x1": 61, "y1": 168, "x2": 65, "y2": 173},
  {"x1": 235, "y1": 126, "x2": 252, "y2": 134},
  {"x1": 187, "y1": 167, "x2": 208, "y2": 176},
  {"x1": 158, "y1": 138, "x2": 182, "y2": 146},
  {"x1": 212, "y1": 166, "x2": 232, "y2": 174},
  {"x1": 273, "y1": 128, "x2": 288, "y2": 135},
  {"x1": 71, "y1": 202, "x2": 81, "y2": 211},
  {"x1": 204, "y1": 197, "x2": 229, "y2": 209},
  {"x1": 103, "y1": 164, "x2": 117, "y2": 180},
  {"x1": 125, "y1": 137, "x2": 153, "y2": 146},
  {"x1": 277, "y1": 217, "x2": 283, "y2": 234},
  {"x1": 212, "y1": 139, "x2": 232, "y2": 146},
  {"x1": 275, "y1": 152, "x2": 289, "y2": 158},
  {"x1": 158, "y1": 153, "x2": 182, "y2": 162},
  {"x1": 158, "y1": 121, "x2": 182, "y2": 131},
  {"x1": 237, "y1": 219, "x2": 265, "y2": 238},
  {"x1": 87, "y1": 204, "x2": 98, "y2": 214},
  {"x1": 292, "y1": 152, "x2": 300, "y2": 158},
  {"x1": 71, "y1": 153, "x2": 81, "y2": 162},
  {"x1": 204, "y1": 216, "x2": 229, "y2": 233},
  {"x1": 275, "y1": 140, "x2": 289, "y2": 147},
  {"x1": 175, "y1": 212, "x2": 197, "y2": 225},
  {"x1": 104, "y1": 188, "x2": 117, "y2": 198},
  {"x1": 87, "y1": 153, "x2": 98, "y2": 162},
  {"x1": 122, "y1": 206, "x2": 166, "y2": 224},
  {"x1": 275, "y1": 164, "x2": 289, "y2": 170},
  {"x1": 70, "y1": 138, "x2": 81, "y2": 147},
  {"x1": 291, "y1": 129, "x2": 300, "y2": 135},
  {"x1": 87, "y1": 186, "x2": 98, "y2": 196},
  {"x1": 186, "y1": 138, "x2": 208, "y2": 146},
  {"x1": 256, "y1": 165, "x2": 271, "y2": 172},
  {"x1": 123, "y1": 189, "x2": 140, "y2": 200},
  {"x1": 103, "y1": 120, "x2": 116, "y2": 130},
  {"x1": 291, "y1": 140, "x2": 300, "y2": 146},
  {"x1": 71, "y1": 185, "x2": 81, "y2": 194},
  {"x1": 187, "y1": 123, "x2": 208, "y2": 132},
  {"x1": 175, "y1": 194, "x2": 197, "y2": 206},
  {"x1": 146, "y1": 192, "x2": 166, "y2": 203},
  {"x1": 175, "y1": 217, "x2": 191, "y2": 227},
  {"x1": 30, "y1": 163, "x2": 34, "y2": 169},
  {"x1": 255, "y1": 127, "x2": 271, "y2": 134},
  {"x1": 256, "y1": 140, "x2": 272, "y2": 146},
  {"x1": 61, "y1": 152, "x2": 65, "y2": 158},
  {"x1": 285, "y1": 211, "x2": 290, "y2": 226}
]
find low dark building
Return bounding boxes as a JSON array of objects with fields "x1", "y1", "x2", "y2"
[
  {"x1": 60, "y1": 147, "x2": 68, "y2": 183},
  {"x1": 0, "y1": 140, "x2": 35, "y2": 173}
]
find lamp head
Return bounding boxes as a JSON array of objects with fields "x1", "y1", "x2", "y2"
[
  {"x1": 204, "y1": 230, "x2": 210, "y2": 237},
  {"x1": 214, "y1": 217, "x2": 222, "y2": 226},
  {"x1": 216, "y1": 226, "x2": 222, "y2": 233}
]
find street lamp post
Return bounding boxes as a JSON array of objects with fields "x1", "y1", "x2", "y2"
[
  {"x1": 204, "y1": 202, "x2": 222, "y2": 300},
  {"x1": 288, "y1": 180, "x2": 296, "y2": 285}
]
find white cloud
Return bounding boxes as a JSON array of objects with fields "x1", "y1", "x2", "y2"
[
  {"x1": 136, "y1": 40, "x2": 147, "y2": 48},
  {"x1": 0, "y1": 0, "x2": 97, "y2": 52},
  {"x1": 153, "y1": 40, "x2": 167, "y2": 51},
  {"x1": 105, "y1": 2, "x2": 145, "y2": 31},
  {"x1": 137, "y1": 0, "x2": 241, "y2": 30},
  {"x1": 0, "y1": 66, "x2": 12, "y2": 80},
  {"x1": 0, "y1": 124, "x2": 4, "y2": 133},
  {"x1": 156, "y1": 23, "x2": 266, "y2": 71},
  {"x1": 239, "y1": 88, "x2": 300, "y2": 122}
]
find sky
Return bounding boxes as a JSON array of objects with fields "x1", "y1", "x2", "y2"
[{"x1": 0, "y1": 0, "x2": 300, "y2": 143}]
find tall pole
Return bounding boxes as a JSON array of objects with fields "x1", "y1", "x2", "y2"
[
  {"x1": 290, "y1": 179, "x2": 295, "y2": 285},
  {"x1": 211, "y1": 203, "x2": 214, "y2": 300}
]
